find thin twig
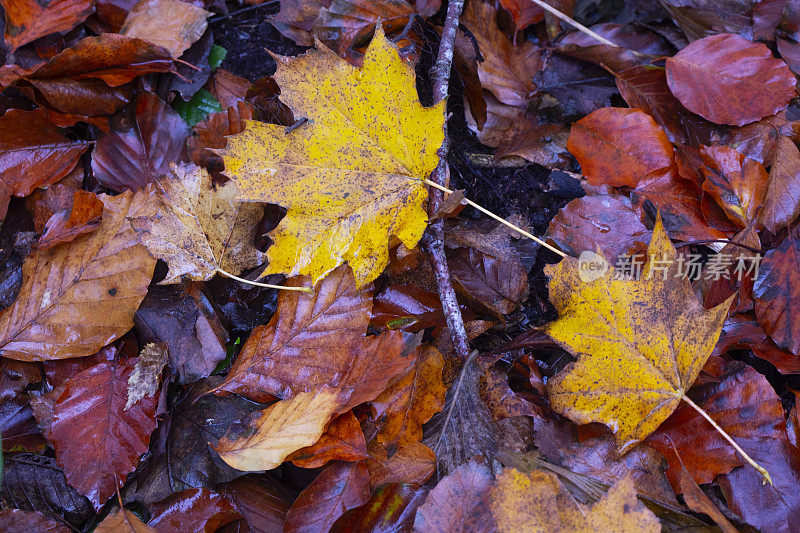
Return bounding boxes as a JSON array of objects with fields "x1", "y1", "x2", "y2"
[
  {"x1": 423, "y1": 179, "x2": 566, "y2": 257},
  {"x1": 208, "y1": 1, "x2": 279, "y2": 23},
  {"x1": 426, "y1": 0, "x2": 470, "y2": 362},
  {"x1": 214, "y1": 267, "x2": 313, "y2": 292},
  {"x1": 680, "y1": 393, "x2": 772, "y2": 485},
  {"x1": 673, "y1": 239, "x2": 762, "y2": 255},
  {"x1": 527, "y1": 0, "x2": 619, "y2": 47}
]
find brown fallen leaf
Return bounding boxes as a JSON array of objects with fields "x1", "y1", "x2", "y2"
[
  {"x1": 758, "y1": 135, "x2": 800, "y2": 234},
  {"x1": 371, "y1": 344, "x2": 446, "y2": 447},
  {"x1": 366, "y1": 441, "x2": 435, "y2": 489},
  {"x1": 215, "y1": 265, "x2": 372, "y2": 402},
  {"x1": 489, "y1": 468, "x2": 660, "y2": 532},
  {"x1": 288, "y1": 410, "x2": 369, "y2": 468},
  {"x1": 217, "y1": 474, "x2": 293, "y2": 533},
  {"x1": 0, "y1": 508, "x2": 70, "y2": 533},
  {"x1": 284, "y1": 461, "x2": 370, "y2": 533},
  {"x1": 567, "y1": 107, "x2": 674, "y2": 188},
  {"x1": 120, "y1": 0, "x2": 211, "y2": 58},
  {"x1": 92, "y1": 92, "x2": 190, "y2": 192},
  {"x1": 413, "y1": 460, "x2": 494, "y2": 532},
  {"x1": 666, "y1": 33, "x2": 796, "y2": 126},
  {"x1": 0, "y1": 0, "x2": 94, "y2": 52},
  {"x1": 0, "y1": 188, "x2": 157, "y2": 361},
  {"x1": 314, "y1": 0, "x2": 416, "y2": 53},
  {"x1": 270, "y1": 0, "x2": 332, "y2": 46},
  {"x1": 753, "y1": 225, "x2": 800, "y2": 354},
  {"x1": 38, "y1": 190, "x2": 104, "y2": 250},
  {"x1": 148, "y1": 487, "x2": 241, "y2": 533},
  {"x1": 461, "y1": 0, "x2": 542, "y2": 108},
  {"x1": 129, "y1": 162, "x2": 266, "y2": 284},
  {"x1": 0, "y1": 109, "x2": 89, "y2": 224},
  {"x1": 50, "y1": 357, "x2": 159, "y2": 509},
  {"x1": 448, "y1": 247, "x2": 530, "y2": 318}
]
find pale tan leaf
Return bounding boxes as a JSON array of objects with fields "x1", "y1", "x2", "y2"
[
  {"x1": 126, "y1": 342, "x2": 168, "y2": 410},
  {"x1": 120, "y1": 0, "x2": 211, "y2": 58}
]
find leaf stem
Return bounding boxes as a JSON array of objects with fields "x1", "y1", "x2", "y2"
[
  {"x1": 680, "y1": 393, "x2": 772, "y2": 485},
  {"x1": 527, "y1": 0, "x2": 619, "y2": 47},
  {"x1": 214, "y1": 267, "x2": 313, "y2": 293},
  {"x1": 422, "y1": 178, "x2": 567, "y2": 257}
]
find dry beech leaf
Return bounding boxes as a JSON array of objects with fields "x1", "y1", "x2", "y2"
[
  {"x1": 666, "y1": 33, "x2": 796, "y2": 126},
  {"x1": 0, "y1": 0, "x2": 94, "y2": 52},
  {"x1": 121, "y1": 0, "x2": 211, "y2": 58},
  {"x1": 219, "y1": 27, "x2": 444, "y2": 287},
  {"x1": 270, "y1": 0, "x2": 332, "y2": 47},
  {"x1": 284, "y1": 461, "x2": 370, "y2": 533},
  {"x1": 38, "y1": 190, "x2": 104, "y2": 250},
  {"x1": 567, "y1": 107, "x2": 674, "y2": 188},
  {"x1": 366, "y1": 441, "x2": 436, "y2": 489},
  {"x1": 0, "y1": 188, "x2": 158, "y2": 361},
  {"x1": 50, "y1": 357, "x2": 159, "y2": 509},
  {"x1": 126, "y1": 342, "x2": 168, "y2": 410},
  {"x1": 215, "y1": 264, "x2": 371, "y2": 401},
  {"x1": 448, "y1": 247, "x2": 530, "y2": 318},
  {"x1": 0, "y1": 108, "x2": 90, "y2": 223},
  {"x1": 371, "y1": 344, "x2": 446, "y2": 447},
  {"x1": 130, "y1": 162, "x2": 265, "y2": 284},
  {"x1": 758, "y1": 135, "x2": 800, "y2": 234},
  {"x1": 94, "y1": 508, "x2": 155, "y2": 533},
  {"x1": 489, "y1": 468, "x2": 660, "y2": 532},
  {"x1": 545, "y1": 216, "x2": 732, "y2": 452},
  {"x1": 215, "y1": 388, "x2": 340, "y2": 472}
]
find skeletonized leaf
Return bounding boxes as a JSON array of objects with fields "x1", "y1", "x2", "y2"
[
  {"x1": 219, "y1": 27, "x2": 443, "y2": 286},
  {"x1": 126, "y1": 342, "x2": 168, "y2": 409},
  {"x1": 0, "y1": 188, "x2": 158, "y2": 361}
]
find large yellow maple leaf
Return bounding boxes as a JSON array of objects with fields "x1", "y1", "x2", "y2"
[
  {"x1": 545, "y1": 217, "x2": 733, "y2": 453},
  {"x1": 218, "y1": 27, "x2": 445, "y2": 287}
]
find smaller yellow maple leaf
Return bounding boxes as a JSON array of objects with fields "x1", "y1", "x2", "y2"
[
  {"x1": 545, "y1": 216, "x2": 733, "y2": 453},
  {"x1": 218, "y1": 27, "x2": 445, "y2": 287}
]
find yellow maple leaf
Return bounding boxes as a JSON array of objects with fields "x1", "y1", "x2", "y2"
[
  {"x1": 218, "y1": 27, "x2": 445, "y2": 287},
  {"x1": 544, "y1": 216, "x2": 733, "y2": 453},
  {"x1": 490, "y1": 468, "x2": 660, "y2": 532}
]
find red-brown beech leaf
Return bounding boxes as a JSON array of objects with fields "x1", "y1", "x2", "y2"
[
  {"x1": 448, "y1": 247, "x2": 530, "y2": 318},
  {"x1": 366, "y1": 441, "x2": 436, "y2": 489},
  {"x1": 547, "y1": 192, "x2": 651, "y2": 263},
  {"x1": 556, "y1": 23, "x2": 671, "y2": 73},
  {"x1": 647, "y1": 359, "x2": 785, "y2": 489},
  {"x1": 269, "y1": 0, "x2": 332, "y2": 47},
  {"x1": 217, "y1": 474, "x2": 294, "y2": 533},
  {"x1": 284, "y1": 461, "x2": 370, "y2": 533},
  {"x1": 754, "y1": 226, "x2": 800, "y2": 354},
  {"x1": 371, "y1": 283, "x2": 448, "y2": 335},
  {"x1": 38, "y1": 190, "x2": 104, "y2": 250},
  {"x1": 287, "y1": 410, "x2": 369, "y2": 468},
  {"x1": 214, "y1": 264, "x2": 372, "y2": 402},
  {"x1": 148, "y1": 488, "x2": 240, "y2": 533},
  {"x1": 49, "y1": 357, "x2": 159, "y2": 509},
  {"x1": 0, "y1": 189, "x2": 157, "y2": 361},
  {"x1": 314, "y1": 0, "x2": 415, "y2": 52},
  {"x1": 0, "y1": 0, "x2": 94, "y2": 52},
  {"x1": 0, "y1": 109, "x2": 89, "y2": 223},
  {"x1": 713, "y1": 314, "x2": 800, "y2": 375},
  {"x1": 92, "y1": 92, "x2": 190, "y2": 192},
  {"x1": 461, "y1": 0, "x2": 542, "y2": 108},
  {"x1": 0, "y1": 508, "x2": 70, "y2": 533},
  {"x1": 758, "y1": 136, "x2": 800, "y2": 234},
  {"x1": 666, "y1": 33, "x2": 797, "y2": 126},
  {"x1": 567, "y1": 107, "x2": 674, "y2": 188},
  {"x1": 413, "y1": 460, "x2": 494, "y2": 532}
]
